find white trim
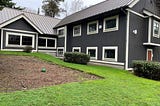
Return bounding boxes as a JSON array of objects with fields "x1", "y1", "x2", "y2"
[
  {"x1": 103, "y1": 15, "x2": 119, "y2": 32},
  {"x1": 126, "y1": 68, "x2": 133, "y2": 71},
  {"x1": 64, "y1": 26, "x2": 67, "y2": 52},
  {"x1": 143, "y1": 10, "x2": 160, "y2": 20},
  {"x1": 38, "y1": 50, "x2": 57, "y2": 53},
  {"x1": 2, "y1": 28, "x2": 39, "y2": 34},
  {"x1": 148, "y1": 17, "x2": 152, "y2": 43},
  {"x1": 146, "y1": 49, "x2": 153, "y2": 61},
  {"x1": 102, "y1": 46, "x2": 118, "y2": 62},
  {"x1": 72, "y1": 47, "x2": 81, "y2": 52},
  {"x1": 90, "y1": 60, "x2": 124, "y2": 66},
  {"x1": 57, "y1": 27, "x2": 65, "y2": 38},
  {"x1": 126, "y1": 9, "x2": 147, "y2": 18},
  {"x1": 6, "y1": 32, "x2": 35, "y2": 48},
  {"x1": 1, "y1": 49, "x2": 37, "y2": 52},
  {"x1": 57, "y1": 47, "x2": 64, "y2": 57},
  {"x1": 128, "y1": 0, "x2": 140, "y2": 8},
  {"x1": 73, "y1": 25, "x2": 81, "y2": 37},
  {"x1": 153, "y1": 20, "x2": 160, "y2": 38},
  {"x1": 143, "y1": 43, "x2": 160, "y2": 47},
  {"x1": 1, "y1": 29, "x2": 3, "y2": 50},
  {"x1": 86, "y1": 47, "x2": 98, "y2": 60},
  {"x1": 125, "y1": 10, "x2": 130, "y2": 70},
  {"x1": 87, "y1": 21, "x2": 99, "y2": 35},
  {"x1": 0, "y1": 14, "x2": 43, "y2": 34},
  {"x1": 38, "y1": 37, "x2": 57, "y2": 49}
]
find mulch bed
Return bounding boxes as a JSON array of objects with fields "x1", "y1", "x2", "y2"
[{"x1": 0, "y1": 55, "x2": 99, "y2": 93}]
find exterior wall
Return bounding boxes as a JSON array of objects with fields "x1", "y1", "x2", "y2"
[
  {"x1": 128, "y1": 13, "x2": 148, "y2": 68},
  {"x1": 57, "y1": 37, "x2": 65, "y2": 47},
  {"x1": 66, "y1": 11, "x2": 127, "y2": 64},
  {"x1": 0, "y1": 29, "x2": 1, "y2": 50},
  {"x1": 4, "y1": 18, "x2": 37, "y2": 32}
]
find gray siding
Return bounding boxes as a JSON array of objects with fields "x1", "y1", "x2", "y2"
[
  {"x1": 66, "y1": 11, "x2": 126, "y2": 63},
  {"x1": 128, "y1": 13, "x2": 148, "y2": 68},
  {"x1": 4, "y1": 18, "x2": 37, "y2": 32},
  {"x1": 0, "y1": 29, "x2": 1, "y2": 50},
  {"x1": 57, "y1": 37, "x2": 65, "y2": 47},
  {"x1": 2, "y1": 30, "x2": 37, "y2": 50}
]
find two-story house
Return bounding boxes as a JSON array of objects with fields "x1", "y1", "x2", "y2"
[{"x1": 55, "y1": 0, "x2": 160, "y2": 70}]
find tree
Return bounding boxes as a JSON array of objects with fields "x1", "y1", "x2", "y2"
[
  {"x1": 62, "y1": 0, "x2": 87, "y2": 17},
  {"x1": 0, "y1": 0, "x2": 23, "y2": 10},
  {"x1": 42, "y1": 0, "x2": 64, "y2": 17}
]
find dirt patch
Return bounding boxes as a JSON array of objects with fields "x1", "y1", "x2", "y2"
[{"x1": 0, "y1": 55, "x2": 99, "y2": 93}]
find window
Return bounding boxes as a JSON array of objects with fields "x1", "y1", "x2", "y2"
[
  {"x1": 153, "y1": 20, "x2": 160, "y2": 38},
  {"x1": 38, "y1": 37, "x2": 56, "y2": 49},
  {"x1": 72, "y1": 47, "x2": 81, "y2": 52},
  {"x1": 57, "y1": 27, "x2": 65, "y2": 38},
  {"x1": 6, "y1": 32, "x2": 34, "y2": 48},
  {"x1": 103, "y1": 15, "x2": 119, "y2": 32},
  {"x1": 73, "y1": 25, "x2": 81, "y2": 37},
  {"x1": 87, "y1": 21, "x2": 98, "y2": 35},
  {"x1": 102, "y1": 46, "x2": 118, "y2": 62},
  {"x1": 8, "y1": 35, "x2": 20, "y2": 45},
  {"x1": 57, "y1": 47, "x2": 64, "y2": 57},
  {"x1": 87, "y1": 47, "x2": 98, "y2": 60}
]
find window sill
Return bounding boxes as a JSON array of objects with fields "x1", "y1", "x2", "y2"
[
  {"x1": 103, "y1": 28, "x2": 118, "y2": 32},
  {"x1": 87, "y1": 32, "x2": 98, "y2": 35},
  {"x1": 38, "y1": 47, "x2": 56, "y2": 49},
  {"x1": 73, "y1": 34, "x2": 81, "y2": 37},
  {"x1": 6, "y1": 45, "x2": 34, "y2": 48},
  {"x1": 153, "y1": 34, "x2": 160, "y2": 38}
]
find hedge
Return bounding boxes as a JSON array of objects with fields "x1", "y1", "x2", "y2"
[
  {"x1": 133, "y1": 60, "x2": 160, "y2": 80},
  {"x1": 64, "y1": 52, "x2": 90, "y2": 65}
]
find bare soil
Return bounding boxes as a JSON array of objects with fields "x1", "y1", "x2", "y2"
[{"x1": 0, "y1": 55, "x2": 99, "y2": 93}]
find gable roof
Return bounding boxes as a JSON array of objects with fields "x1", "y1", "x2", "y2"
[
  {"x1": 0, "y1": 8, "x2": 61, "y2": 34},
  {"x1": 55, "y1": 0, "x2": 136, "y2": 28}
]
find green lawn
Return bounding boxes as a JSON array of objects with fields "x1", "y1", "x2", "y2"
[{"x1": 0, "y1": 51, "x2": 160, "y2": 106}]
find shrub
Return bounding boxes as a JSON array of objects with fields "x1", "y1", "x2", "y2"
[
  {"x1": 64, "y1": 52, "x2": 90, "y2": 65},
  {"x1": 23, "y1": 46, "x2": 33, "y2": 53},
  {"x1": 133, "y1": 60, "x2": 160, "y2": 80}
]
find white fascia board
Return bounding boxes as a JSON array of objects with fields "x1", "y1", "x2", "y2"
[{"x1": 128, "y1": 0, "x2": 140, "y2": 8}]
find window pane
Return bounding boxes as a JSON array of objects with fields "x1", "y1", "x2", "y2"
[
  {"x1": 88, "y1": 49, "x2": 96, "y2": 57},
  {"x1": 38, "y1": 38, "x2": 46, "y2": 46},
  {"x1": 74, "y1": 26, "x2": 80, "y2": 35},
  {"x1": 8, "y1": 35, "x2": 20, "y2": 45},
  {"x1": 104, "y1": 49, "x2": 115, "y2": 59},
  {"x1": 58, "y1": 29, "x2": 64, "y2": 35},
  {"x1": 47, "y1": 39, "x2": 55, "y2": 47},
  {"x1": 73, "y1": 49, "x2": 80, "y2": 52},
  {"x1": 154, "y1": 22, "x2": 159, "y2": 35},
  {"x1": 22, "y1": 36, "x2": 32, "y2": 46},
  {"x1": 89, "y1": 23, "x2": 97, "y2": 32},
  {"x1": 58, "y1": 49, "x2": 64, "y2": 56},
  {"x1": 105, "y1": 19, "x2": 116, "y2": 29}
]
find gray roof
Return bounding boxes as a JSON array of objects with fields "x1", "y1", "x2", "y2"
[
  {"x1": 0, "y1": 8, "x2": 61, "y2": 34},
  {"x1": 55, "y1": 0, "x2": 134, "y2": 28}
]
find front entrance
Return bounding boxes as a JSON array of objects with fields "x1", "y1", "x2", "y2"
[{"x1": 147, "y1": 49, "x2": 153, "y2": 61}]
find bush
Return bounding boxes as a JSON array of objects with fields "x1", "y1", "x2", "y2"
[
  {"x1": 23, "y1": 46, "x2": 33, "y2": 53},
  {"x1": 133, "y1": 60, "x2": 160, "y2": 80},
  {"x1": 64, "y1": 52, "x2": 90, "y2": 65}
]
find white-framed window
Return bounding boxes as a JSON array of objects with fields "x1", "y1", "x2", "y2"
[
  {"x1": 72, "y1": 47, "x2": 81, "y2": 52},
  {"x1": 73, "y1": 25, "x2": 81, "y2": 37},
  {"x1": 87, "y1": 21, "x2": 99, "y2": 35},
  {"x1": 57, "y1": 47, "x2": 64, "y2": 57},
  {"x1": 103, "y1": 15, "x2": 119, "y2": 32},
  {"x1": 102, "y1": 46, "x2": 118, "y2": 62},
  {"x1": 86, "y1": 47, "x2": 98, "y2": 60},
  {"x1": 153, "y1": 20, "x2": 160, "y2": 38},
  {"x1": 38, "y1": 37, "x2": 56, "y2": 49},
  {"x1": 6, "y1": 32, "x2": 35, "y2": 48},
  {"x1": 57, "y1": 27, "x2": 65, "y2": 38}
]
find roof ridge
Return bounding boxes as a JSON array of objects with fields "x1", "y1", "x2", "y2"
[{"x1": 3, "y1": 7, "x2": 61, "y2": 20}]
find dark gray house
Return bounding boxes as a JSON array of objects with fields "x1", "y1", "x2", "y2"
[
  {"x1": 55, "y1": 0, "x2": 160, "y2": 70},
  {"x1": 0, "y1": 8, "x2": 60, "y2": 55}
]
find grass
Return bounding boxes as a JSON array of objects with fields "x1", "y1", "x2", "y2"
[{"x1": 0, "y1": 51, "x2": 160, "y2": 106}]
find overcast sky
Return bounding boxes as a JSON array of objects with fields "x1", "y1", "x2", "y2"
[{"x1": 12, "y1": 0, "x2": 105, "y2": 18}]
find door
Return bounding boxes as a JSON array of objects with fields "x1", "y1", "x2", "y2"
[{"x1": 147, "y1": 49, "x2": 153, "y2": 61}]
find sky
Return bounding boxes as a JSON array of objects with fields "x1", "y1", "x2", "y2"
[{"x1": 12, "y1": 0, "x2": 105, "y2": 18}]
